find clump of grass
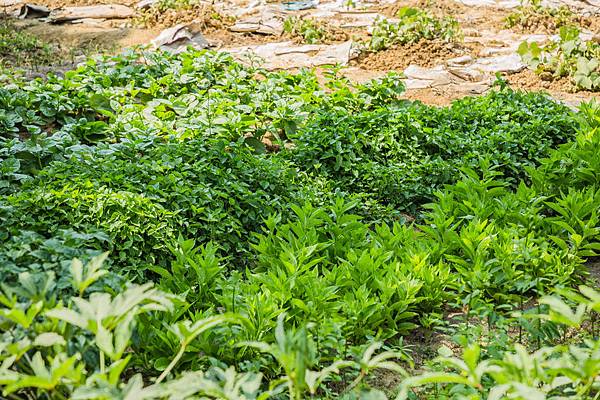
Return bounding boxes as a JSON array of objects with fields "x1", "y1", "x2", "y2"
[{"x1": 151, "y1": 0, "x2": 202, "y2": 12}]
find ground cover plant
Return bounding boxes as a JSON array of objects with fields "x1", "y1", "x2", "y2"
[
  {"x1": 518, "y1": 26, "x2": 600, "y2": 91},
  {"x1": 368, "y1": 7, "x2": 460, "y2": 52},
  {"x1": 0, "y1": 47, "x2": 599, "y2": 399}
]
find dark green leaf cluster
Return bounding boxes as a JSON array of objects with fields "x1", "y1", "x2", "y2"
[{"x1": 288, "y1": 89, "x2": 577, "y2": 213}]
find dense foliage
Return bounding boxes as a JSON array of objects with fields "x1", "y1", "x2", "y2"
[
  {"x1": 287, "y1": 89, "x2": 576, "y2": 212},
  {"x1": 0, "y1": 48, "x2": 598, "y2": 399}
]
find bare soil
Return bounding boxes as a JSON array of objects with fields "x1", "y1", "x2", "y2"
[
  {"x1": 508, "y1": 69, "x2": 576, "y2": 93},
  {"x1": 507, "y1": 69, "x2": 600, "y2": 107},
  {"x1": 355, "y1": 39, "x2": 474, "y2": 72},
  {"x1": 382, "y1": 0, "x2": 509, "y2": 31},
  {"x1": 14, "y1": 18, "x2": 159, "y2": 52},
  {"x1": 382, "y1": 0, "x2": 471, "y2": 19},
  {"x1": 2, "y1": 0, "x2": 599, "y2": 105},
  {"x1": 28, "y1": 0, "x2": 137, "y2": 6},
  {"x1": 588, "y1": 259, "x2": 600, "y2": 287}
]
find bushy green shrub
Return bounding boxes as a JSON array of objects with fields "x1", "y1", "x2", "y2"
[
  {"x1": 0, "y1": 137, "x2": 333, "y2": 278},
  {"x1": 287, "y1": 89, "x2": 577, "y2": 213}
]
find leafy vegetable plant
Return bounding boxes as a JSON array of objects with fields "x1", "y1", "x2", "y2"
[
  {"x1": 368, "y1": 7, "x2": 460, "y2": 52},
  {"x1": 283, "y1": 16, "x2": 333, "y2": 44},
  {"x1": 518, "y1": 26, "x2": 600, "y2": 91}
]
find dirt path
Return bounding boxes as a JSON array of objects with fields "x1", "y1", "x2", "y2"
[
  {"x1": 2, "y1": 0, "x2": 599, "y2": 105},
  {"x1": 15, "y1": 18, "x2": 159, "y2": 50}
]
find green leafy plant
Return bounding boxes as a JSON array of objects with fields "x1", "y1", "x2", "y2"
[
  {"x1": 153, "y1": 0, "x2": 202, "y2": 11},
  {"x1": 368, "y1": 7, "x2": 460, "y2": 52},
  {"x1": 518, "y1": 26, "x2": 600, "y2": 91},
  {"x1": 1, "y1": 46, "x2": 600, "y2": 399},
  {"x1": 396, "y1": 286, "x2": 600, "y2": 399},
  {"x1": 0, "y1": 254, "x2": 413, "y2": 399},
  {"x1": 505, "y1": 0, "x2": 584, "y2": 33},
  {"x1": 283, "y1": 16, "x2": 331, "y2": 44},
  {"x1": 0, "y1": 254, "x2": 173, "y2": 398},
  {"x1": 135, "y1": 1, "x2": 235, "y2": 29},
  {"x1": 287, "y1": 88, "x2": 577, "y2": 213},
  {"x1": 240, "y1": 314, "x2": 406, "y2": 400}
]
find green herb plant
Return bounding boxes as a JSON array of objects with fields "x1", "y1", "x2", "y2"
[{"x1": 0, "y1": 18, "x2": 55, "y2": 68}]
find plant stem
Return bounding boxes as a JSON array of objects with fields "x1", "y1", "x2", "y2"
[
  {"x1": 99, "y1": 350, "x2": 105, "y2": 374},
  {"x1": 577, "y1": 377, "x2": 595, "y2": 397},
  {"x1": 288, "y1": 380, "x2": 295, "y2": 400},
  {"x1": 519, "y1": 296, "x2": 523, "y2": 344},
  {"x1": 156, "y1": 343, "x2": 187, "y2": 384},
  {"x1": 346, "y1": 370, "x2": 365, "y2": 392}
]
